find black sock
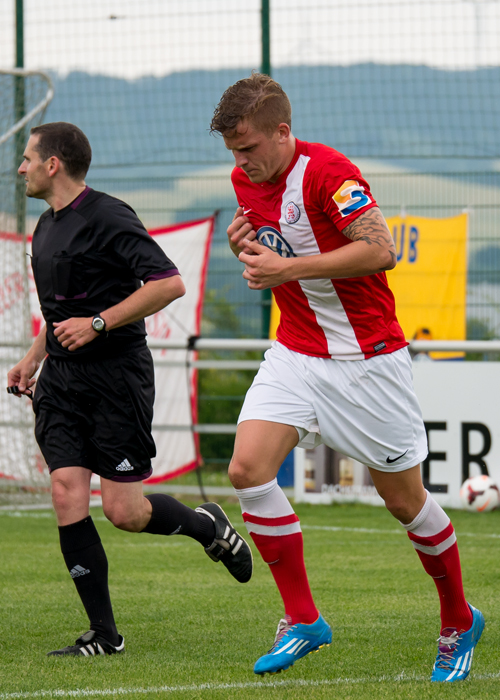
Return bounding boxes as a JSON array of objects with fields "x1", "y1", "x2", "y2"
[
  {"x1": 142, "y1": 494, "x2": 215, "y2": 547},
  {"x1": 58, "y1": 516, "x2": 120, "y2": 646}
]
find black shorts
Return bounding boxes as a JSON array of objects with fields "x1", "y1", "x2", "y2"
[{"x1": 33, "y1": 346, "x2": 156, "y2": 481}]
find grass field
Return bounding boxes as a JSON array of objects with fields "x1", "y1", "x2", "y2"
[{"x1": 0, "y1": 500, "x2": 499, "y2": 700}]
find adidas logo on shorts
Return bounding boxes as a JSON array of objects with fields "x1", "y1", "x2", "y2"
[
  {"x1": 70, "y1": 564, "x2": 90, "y2": 578},
  {"x1": 116, "y1": 458, "x2": 134, "y2": 471}
]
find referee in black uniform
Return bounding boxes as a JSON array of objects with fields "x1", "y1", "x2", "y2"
[{"x1": 8, "y1": 122, "x2": 252, "y2": 657}]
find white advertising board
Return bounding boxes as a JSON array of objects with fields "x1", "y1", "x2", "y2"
[
  {"x1": 412, "y1": 362, "x2": 500, "y2": 508},
  {"x1": 295, "y1": 361, "x2": 500, "y2": 509}
]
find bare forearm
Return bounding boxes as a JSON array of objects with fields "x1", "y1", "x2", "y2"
[
  {"x1": 52, "y1": 276, "x2": 185, "y2": 352},
  {"x1": 239, "y1": 206, "x2": 396, "y2": 290},
  {"x1": 26, "y1": 325, "x2": 47, "y2": 363},
  {"x1": 101, "y1": 276, "x2": 185, "y2": 330},
  {"x1": 341, "y1": 207, "x2": 396, "y2": 272},
  {"x1": 283, "y1": 240, "x2": 392, "y2": 281},
  {"x1": 8, "y1": 325, "x2": 46, "y2": 391},
  {"x1": 280, "y1": 207, "x2": 396, "y2": 281}
]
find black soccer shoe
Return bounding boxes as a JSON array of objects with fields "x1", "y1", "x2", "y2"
[
  {"x1": 47, "y1": 630, "x2": 125, "y2": 657},
  {"x1": 195, "y1": 502, "x2": 253, "y2": 583}
]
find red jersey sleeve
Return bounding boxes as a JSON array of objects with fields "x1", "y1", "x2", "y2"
[{"x1": 307, "y1": 153, "x2": 378, "y2": 232}]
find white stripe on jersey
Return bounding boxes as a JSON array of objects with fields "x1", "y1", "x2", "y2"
[
  {"x1": 279, "y1": 155, "x2": 363, "y2": 360},
  {"x1": 280, "y1": 156, "x2": 325, "y2": 256},
  {"x1": 298, "y1": 279, "x2": 365, "y2": 359}
]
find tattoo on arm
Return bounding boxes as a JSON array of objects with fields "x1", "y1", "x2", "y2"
[{"x1": 342, "y1": 207, "x2": 396, "y2": 271}]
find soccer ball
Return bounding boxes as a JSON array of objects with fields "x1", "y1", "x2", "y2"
[{"x1": 459, "y1": 475, "x2": 500, "y2": 513}]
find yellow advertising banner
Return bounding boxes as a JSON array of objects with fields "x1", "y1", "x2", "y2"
[
  {"x1": 386, "y1": 213, "x2": 467, "y2": 358},
  {"x1": 270, "y1": 214, "x2": 468, "y2": 359}
]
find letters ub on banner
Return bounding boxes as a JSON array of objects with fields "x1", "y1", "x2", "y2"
[
  {"x1": 27, "y1": 216, "x2": 214, "y2": 484},
  {"x1": 386, "y1": 214, "x2": 467, "y2": 358}
]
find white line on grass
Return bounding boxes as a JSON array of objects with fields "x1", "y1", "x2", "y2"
[
  {"x1": 2, "y1": 511, "x2": 500, "y2": 539},
  {"x1": 0, "y1": 500, "x2": 102, "y2": 513},
  {"x1": 303, "y1": 524, "x2": 403, "y2": 535},
  {"x1": 301, "y1": 524, "x2": 500, "y2": 539},
  {"x1": 2, "y1": 673, "x2": 500, "y2": 699}
]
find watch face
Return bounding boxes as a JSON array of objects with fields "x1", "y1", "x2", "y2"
[{"x1": 93, "y1": 317, "x2": 105, "y2": 332}]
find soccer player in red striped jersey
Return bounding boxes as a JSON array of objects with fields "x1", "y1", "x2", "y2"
[{"x1": 210, "y1": 74, "x2": 484, "y2": 681}]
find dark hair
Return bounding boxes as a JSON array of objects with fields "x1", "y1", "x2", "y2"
[
  {"x1": 210, "y1": 73, "x2": 292, "y2": 137},
  {"x1": 30, "y1": 122, "x2": 92, "y2": 180}
]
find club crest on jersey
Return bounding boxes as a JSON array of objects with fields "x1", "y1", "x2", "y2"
[
  {"x1": 284, "y1": 201, "x2": 301, "y2": 225},
  {"x1": 256, "y1": 226, "x2": 296, "y2": 258},
  {"x1": 333, "y1": 180, "x2": 372, "y2": 217}
]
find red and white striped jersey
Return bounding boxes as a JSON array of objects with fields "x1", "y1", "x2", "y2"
[{"x1": 231, "y1": 139, "x2": 407, "y2": 360}]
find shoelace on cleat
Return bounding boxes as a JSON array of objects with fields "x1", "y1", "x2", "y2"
[
  {"x1": 267, "y1": 618, "x2": 295, "y2": 654},
  {"x1": 435, "y1": 630, "x2": 460, "y2": 670}
]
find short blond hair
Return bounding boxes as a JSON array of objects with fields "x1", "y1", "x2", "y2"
[{"x1": 210, "y1": 73, "x2": 291, "y2": 137}]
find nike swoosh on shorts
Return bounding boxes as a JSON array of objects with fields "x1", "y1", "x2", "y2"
[{"x1": 386, "y1": 449, "x2": 409, "y2": 464}]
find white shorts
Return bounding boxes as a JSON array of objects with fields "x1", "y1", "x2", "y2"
[{"x1": 238, "y1": 342, "x2": 428, "y2": 472}]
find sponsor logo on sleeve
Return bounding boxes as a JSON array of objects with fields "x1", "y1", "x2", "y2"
[
  {"x1": 333, "y1": 180, "x2": 372, "y2": 218},
  {"x1": 284, "y1": 201, "x2": 301, "y2": 225}
]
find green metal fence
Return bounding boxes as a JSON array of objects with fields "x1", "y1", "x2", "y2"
[
  {"x1": 2, "y1": 0, "x2": 499, "y2": 469},
  {"x1": 2, "y1": 0, "x2": 499, "y2": 340}
]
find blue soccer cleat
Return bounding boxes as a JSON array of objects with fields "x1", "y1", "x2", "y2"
[
  {"x1": 253, "y1": 614, "x2": 332, "y2": 675},
  {"x1": 431, "y1": 603, "x2": 485, "y2": 682}
]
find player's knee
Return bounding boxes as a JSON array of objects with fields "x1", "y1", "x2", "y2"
[
  {"x1": 383, "y1": 495, "x2": 417, "y2": 523},
  {"x1": 228, "y1": 457, "x2": 254, "y2": 489}
]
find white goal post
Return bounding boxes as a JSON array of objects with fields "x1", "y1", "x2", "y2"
[{"x1": 0, "y1": 69, "x2": 54, "y2": 148}]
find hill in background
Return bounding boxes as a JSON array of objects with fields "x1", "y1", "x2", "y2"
[
  {"x1": 22, "y1": 64, "x2": 500, "y2": 337},
  {"x1": 40, "y1": 63, "x2": 499, "y2": 173}
]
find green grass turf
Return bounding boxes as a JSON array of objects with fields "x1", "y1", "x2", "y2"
[{"x1": 0, "y1": 501, "x2": 499, "y2": 699}]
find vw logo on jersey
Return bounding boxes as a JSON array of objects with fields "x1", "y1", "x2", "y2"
[
  {"x1": 333, "y1": 180, "x2": 372, "y2": 218},
  {"x1": 284, "y1": 201, "x2": 301, "y2": 225},
  {"x1": 256, "y1": 226, "x2": 296, "y2": 258}
]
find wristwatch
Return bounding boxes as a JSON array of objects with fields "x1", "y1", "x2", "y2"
[{"x1": 91, "y1": 314, "x2": 107, "y2": 333}]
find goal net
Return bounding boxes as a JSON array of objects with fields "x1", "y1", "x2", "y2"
[{"x1": 0, "y1": 69, "x2": 54, "y2": 506}]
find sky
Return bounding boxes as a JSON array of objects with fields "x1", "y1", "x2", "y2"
[{"x1": 1, "y1": 0, "x2": 500, "y2": 79}]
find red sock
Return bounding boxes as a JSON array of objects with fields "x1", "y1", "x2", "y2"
[
  {"x1": 408, "y1": 522, "x2": 473, "y2": 632},
  {"x1": 244, "y1": 513, "x2": 318, "y2": 625}
]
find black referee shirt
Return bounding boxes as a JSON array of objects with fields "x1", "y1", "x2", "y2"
[{"x1": 31, "y1": 187, "x2": 179, "y2": 360}]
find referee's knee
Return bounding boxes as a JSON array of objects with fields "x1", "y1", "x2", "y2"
[
  {"x1": 103, "y1": 503, "x2": 143, "y2": 532},
  {"x1": 51, "y1": 473, "x2": 88, "y2": 521}
]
